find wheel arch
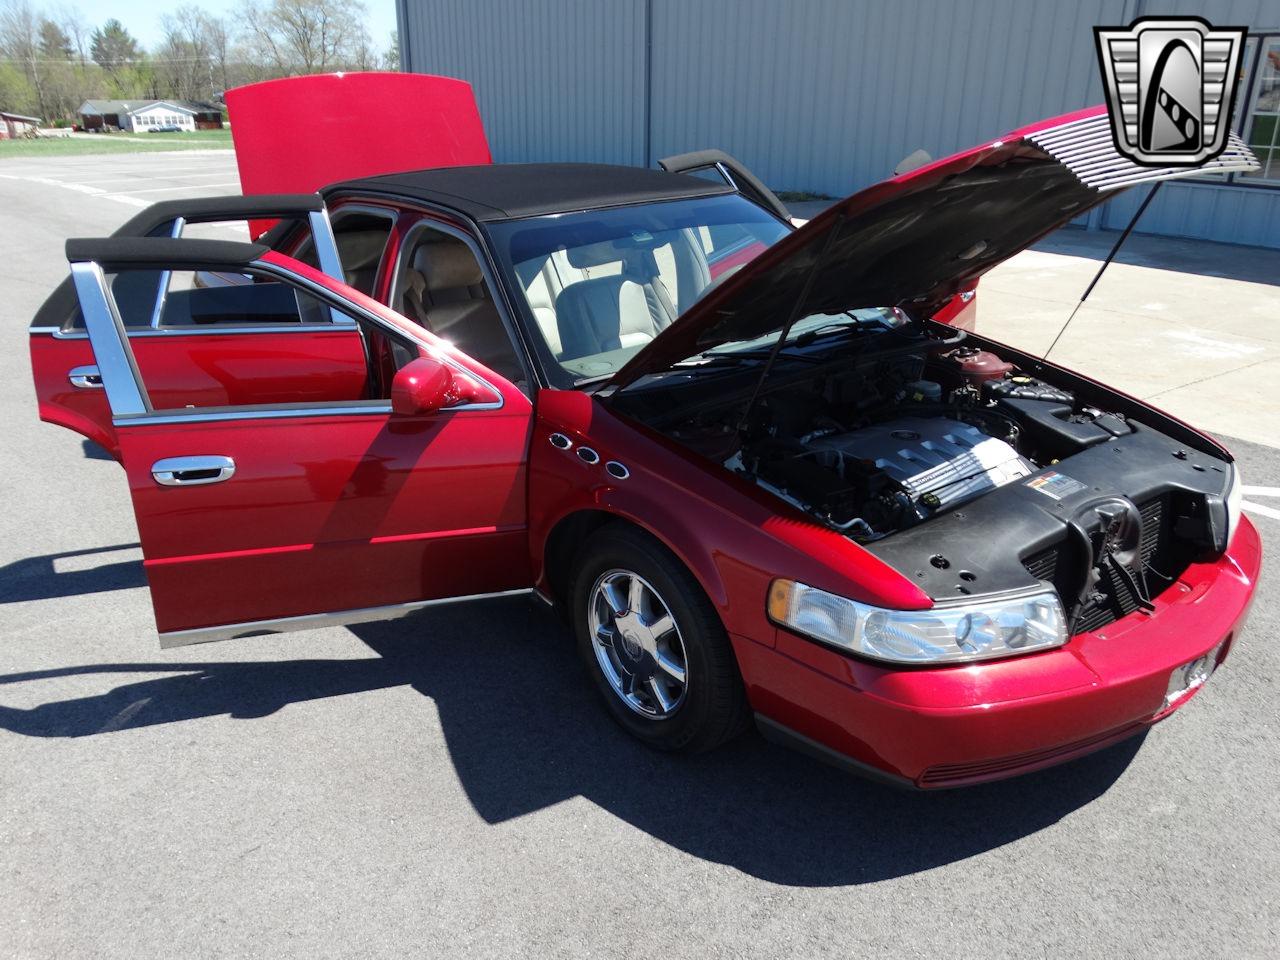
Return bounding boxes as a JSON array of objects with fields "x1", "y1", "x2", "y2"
[{"x1": 539, "y1": 507, "x2": 729, "y2": 615}]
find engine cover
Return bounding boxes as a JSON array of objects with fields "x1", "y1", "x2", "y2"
[{"x1": 807, "y1": 417, "x2": 1033, "y2": 515}]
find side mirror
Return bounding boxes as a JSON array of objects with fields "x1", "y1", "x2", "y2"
[
  {"x1": 390, "y1": 356, "x2": 498, "y2": 415},
  {"x1": 391, "y1": 357, "x2": 456, "y2": 416}
]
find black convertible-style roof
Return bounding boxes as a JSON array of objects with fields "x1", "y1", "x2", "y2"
[{"x1": 325, "y1": 162, "x2": 736, "y2": 221}]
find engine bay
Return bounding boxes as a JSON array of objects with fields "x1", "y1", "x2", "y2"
[
  {"x1": 663, "y1": 331, "x2": 1141, "y2": 543},
  {"x1": 612, "y1": 318, "x2": 1235, "y2": 633}
]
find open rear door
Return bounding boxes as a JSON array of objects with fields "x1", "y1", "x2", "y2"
[
  {"x1": 29, "y1": 194, "x2": 363, "y2": 458},
  {"x1": 62, "y1": 237, "x2": 532, "y2": 645}
]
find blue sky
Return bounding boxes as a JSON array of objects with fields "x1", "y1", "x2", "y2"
[{"x1": 68, "y1": 0, "x2": 399, "y2": 52}]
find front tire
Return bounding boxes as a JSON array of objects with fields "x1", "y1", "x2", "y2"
[{"x1": 569, "y1": 525, "x2": 749, "y2": 753}]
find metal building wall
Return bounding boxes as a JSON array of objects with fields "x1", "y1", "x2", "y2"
[
  {"x1": 646, "y1": 0, "x2": 1122, "y2": 195},
  {"x1": 398, "y1": 0, "x2": 1280, "y2": 247},
  {"x1": 398, "y1": 0, "x2": 648, "y2": 165}
]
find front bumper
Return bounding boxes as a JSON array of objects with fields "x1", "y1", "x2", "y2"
[{"x1": 738, "y1": 515, "x2": 1262, "y2": 789}]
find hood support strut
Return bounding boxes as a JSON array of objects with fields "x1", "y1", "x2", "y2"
[
  {"x1": 734, "y1": 213, "x2": 848, "y2": 436},
  {"x1": 1044, "y1": 181, "x2": 1163, "y2": 360}
]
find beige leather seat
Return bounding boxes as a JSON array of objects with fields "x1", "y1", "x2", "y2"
[
  {"x1": 401, "y1": 238, "x2": 523, "y2": 384},
  {"x1": 553, "y1": 242, "x2": 678, "y2": 360}
]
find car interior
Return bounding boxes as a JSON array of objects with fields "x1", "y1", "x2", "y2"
[
  {"x1": 394, "y1": 225, "x2": 527, "y2": 389},
  {"x1": 292, "y1": 208, "x2": 396, "y2": 297},
  {"x1": 509, "y1": 227, "x2": 717, "y2": 378}
]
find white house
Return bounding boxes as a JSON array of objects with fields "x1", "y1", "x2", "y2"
[
  {"x1": 122, "y1": 101, "x2": 196, "y2": 132},
  {"x1": 78, "y1": 100, "x2": 224, "y2": 132}
]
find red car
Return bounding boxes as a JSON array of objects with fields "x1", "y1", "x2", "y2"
[{"x1": 28, "y1": 105, "x2": 1261, "y2": 789}]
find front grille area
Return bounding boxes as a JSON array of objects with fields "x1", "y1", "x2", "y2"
[
  {"x1": 1023, "y1": 545, "x2": 1058, "y2": 583},
  {"x1": 918, "y1": 722, "x2": 1146, "y2": 787},
  {"x1": 1023, "y1": 495, "x2": 1190, "y2": 635}
]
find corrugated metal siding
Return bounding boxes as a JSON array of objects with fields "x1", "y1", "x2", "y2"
[
  {"x1": 648, "y1": 0, "x2": 1125, "y2": 196},
  {"x1": 1101, "y1": 182, "x2": 1280, "y2": 246},
  {"x1": 401, "y1": 0, "x2": 648, "y2": 165},
  {"x1": 400, "y1": 0, "x2": 1280, "y2": 247}
]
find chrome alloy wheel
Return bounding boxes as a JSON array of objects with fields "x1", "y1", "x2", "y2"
[{"x1": 588, "y1": 569, "x2": 689, "y2": 719}]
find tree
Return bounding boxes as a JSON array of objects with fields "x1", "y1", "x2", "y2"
[
  {"x1": 240, "y1": 0, "x2": 368, "y2": 74},
  {"x1": 155, "y1": 5, "x2": 215, "y2": 101},
  {"x1": 90, "y1": 17, "x2": 140, "y2": 75},
  {"x1": 0, "y1": 60, "x2": 36, "y2": 116},
  {"x1": 206, "y1": 14, "x2": 231, "y2": 97},
  {"x1": 38, "y1": 17, "x2": 70, "y2": 58},
  {"x1": 58, "y1": 5, "x2": 90, "y2": 65},
  {"x1": 383, "y1": 29, "x2": 398, "y2": 71},
  {"x1": 0, "y1": 1, "x2": 47, "y2": 118}
]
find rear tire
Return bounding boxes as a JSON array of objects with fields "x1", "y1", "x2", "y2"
[{"x1": 569, "y1": 524, "x2": 750, "y2": 753}]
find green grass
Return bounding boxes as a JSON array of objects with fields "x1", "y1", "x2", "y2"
[{"x1": 0, "y1": 129, "x2": 233, "y2": 158}]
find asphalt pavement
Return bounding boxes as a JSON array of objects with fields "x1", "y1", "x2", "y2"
[{"x1": 1, "y1": 152, "x2": 1277, "y2": 959}]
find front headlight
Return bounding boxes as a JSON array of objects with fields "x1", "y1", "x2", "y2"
[
  {"x1": 1225, "y1": 462, "x2": 1244, "y2": 545},
  {"x1": 767, "y1": 580, "x2": 1068, "y2": 665}
]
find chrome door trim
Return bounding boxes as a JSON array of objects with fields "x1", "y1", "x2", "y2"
[
  {"x1": 69, "y1": 261, "x2": 150, "y2": 417},
  {"x1": 151, "y1": 455, "x2": 236, "y2": 486},
  {"x1": 149, "y1": 216, "x2": 185, "y2": 328},
  {"x1": 115, "y1": 402, "x2": 393, "y2": 427},
  {"x1": 158, "y1": 587, "x2": 536, "y2": 648},
  {"x1": 308, "y1": 208, "x2": 345, "y2": 282},
  {"x1": 68, "y1": 364, "x2": 103, "y2": 389},
  {"x1": 49, "y1": 322, "x2": 359, "y2": 339}
]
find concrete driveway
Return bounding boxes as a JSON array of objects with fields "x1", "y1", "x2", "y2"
[{"x1": 1, "y1": 154, "x2": 1277, "y2": 959}]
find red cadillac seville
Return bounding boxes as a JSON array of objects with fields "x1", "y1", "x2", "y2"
[{"x1": 28, "y1": 89, "x2": 1261, "y2": 788}]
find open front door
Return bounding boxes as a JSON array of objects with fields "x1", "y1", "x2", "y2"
[
  {"x1": 66, "y1": 236, "x2": 533, "y2": 646},
  {"x1": 30, "y1": 194, "x2": 364, "y2": 458}
]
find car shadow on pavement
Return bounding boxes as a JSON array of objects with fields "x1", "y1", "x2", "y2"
[
  {"x1": 0, "y1": 596, "x2": 1143, "y2": 886},
  {"x1": 0, "y1": 544, "x2": 145, "y2": 604},
  {"x1": 81, "y1": 439, "x2": 115, "y2": 461}
]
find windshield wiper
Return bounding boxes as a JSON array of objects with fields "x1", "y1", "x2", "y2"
[
  {"x1": 674, "y1": 353, "x2": 767, "y2": 368},
  {"x1": 793, "y1": 314, "x2": 885, "y2": 346},
  {"x1": 573, "y1": 373, "x2": 620, "y2": 387}
]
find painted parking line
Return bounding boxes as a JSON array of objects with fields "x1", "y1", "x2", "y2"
[
  {"x1": 1244, "y1": 501, "x2": 1280, "y2": 521},
  {"x1": 0, "y1": 170, "x2": 239, "y2": 210},
  {"x1": 1242, "y1": 485, "x2": 1280, "y2": 497},
  {"x1": 57, "y1": 172, "x2": 240, "y2": 187},
  {"x1": 103, "y1": 181, "x2": 240, "y2": 197},
  {"x1": 1239, "y1": 485, "x2": 1280, "y2": 522}
]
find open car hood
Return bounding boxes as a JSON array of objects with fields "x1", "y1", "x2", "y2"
[{"x1": 606, "y1": 106, "x2": 1258, "y2": 391}]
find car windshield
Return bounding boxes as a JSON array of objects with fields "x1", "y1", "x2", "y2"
[{"x1": 486, "y1": 193, "x2": 791, "y2": 388}]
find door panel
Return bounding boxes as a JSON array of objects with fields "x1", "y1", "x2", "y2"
[
  {"x1": 31, "y1": 329, "x2": 368, "y2": 458},
  {"x1": 63, "y1": 238, "x2": 535, "y2": 643},
  {"x1": 118, "y1": 406, "x2": 531, "y2": 636}
]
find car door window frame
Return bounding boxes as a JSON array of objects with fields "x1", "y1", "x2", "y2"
[
  {"x1": 73, "y1": 254, "x2": 507, "y2": 427},
  {"x1": 286, "y1": 200, "x2": 400, "y2": 298},
  {"x1": 388, "y1": 211, "x2": 542, "y2": 393},
  {"x1": 47, "y1": 210, "x2": 354, "y2": 340}
]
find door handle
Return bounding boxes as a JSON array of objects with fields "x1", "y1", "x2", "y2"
[
  {"x1": 151, "y1": 456, "x2": 236, "y2": 487},
  {"x1": 68, "y1": 365, "x2": 104, "y2": 389}
]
